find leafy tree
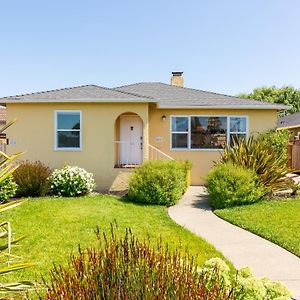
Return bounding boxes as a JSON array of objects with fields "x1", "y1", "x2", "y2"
[{"x1": 238, "y1": 86, "x2": 300, "y2": 116}]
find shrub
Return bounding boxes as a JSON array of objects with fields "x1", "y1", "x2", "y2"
[
  {"x1": 13, "y1": 161, "x2": 52, "y2": 197},
  {"x1": 49, "y1": 166, "x2": 95, "y2": 197},
  {"x1": 257, "y1": 129, "x2": 290, "y2": 166},
  {"x1": 128, "y1": 160, "x2": 191, "y2": 206},
  {"x1": 207, "y1": 163, "x2": 265, "y2": 209},
  {"x1": 219, "y1": 135, "x2": 290, "y2": 193},
  {"x1": 0, "y1": 176, "x2": 18, "y2": 202},
  {"x1": 43, "y1": 227, "x2": 291, "y2": 300}
]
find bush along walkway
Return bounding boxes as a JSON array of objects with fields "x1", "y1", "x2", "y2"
[{"x1": 168, "y1": 186, "x2": 300, "y2": 299}]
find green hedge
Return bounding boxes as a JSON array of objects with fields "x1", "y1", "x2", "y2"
[
  {"x1": 128, "y1": 160, "x2": 191, "y2": 206},
  {"x1": 207, "y1": 163, "x2": 265, "y2": 209}
]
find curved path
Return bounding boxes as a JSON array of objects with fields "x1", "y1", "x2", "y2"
[{"x1": 168, "y1": 186, "x2": 300, "y2": 299}]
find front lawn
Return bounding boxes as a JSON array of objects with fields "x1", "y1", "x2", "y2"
[
  {"x1": 215, "y1": 197, "x2": 300, "y2": 257},
  {"x1": 2, "y1": 195, "x2": 227, "y2": 282}
]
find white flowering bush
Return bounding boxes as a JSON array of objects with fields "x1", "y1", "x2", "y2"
[{"x1": 49, "y1": 166, "x2": 95, "y2": 197}]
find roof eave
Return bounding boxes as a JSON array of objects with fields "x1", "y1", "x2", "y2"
[
  {"x1": 0, "y1": 98, "x2": 157, "y2": 104},
  {"x1": 156, "y1": 104, "x2": 292, "y2": 110},
  {"x1": 277, "y1": 124, "x2": 300, "y2": 130}
]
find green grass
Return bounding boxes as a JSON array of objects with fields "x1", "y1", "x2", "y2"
[
  {"x1": 2, "y1": 195, "x2": 227, "y2": 283},
  {"x1": 215, "y1": 197, "x2": 300, "y2": 257}
]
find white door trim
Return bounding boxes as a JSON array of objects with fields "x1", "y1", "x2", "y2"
[{"x1": 119, "y1": 116, "x2": 143, "y2": 165}]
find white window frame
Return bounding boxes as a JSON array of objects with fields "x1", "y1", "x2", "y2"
[
  {"x1": 170, "y1": 116, "x2": 190, "y2": 150},
  {"x1": 228, "y1": 116, "x2": 248, "y2": 146},
  {"x1": 54, "y1": 110, "x2": 82, "y2": 151},
  {"x1": 170, "y1": 115, "x2": 249, "y2": 151}
]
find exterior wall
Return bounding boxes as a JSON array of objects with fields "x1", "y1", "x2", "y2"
[
  {"x1": 6, "y1": 102, "x2": 278, "y2": 190},
  {"x1": 149, "y1": 106, "x2": 278, "y2": 185},
  {"x1": 6, "y1": 103, "x2": 149, "y2": 191}
]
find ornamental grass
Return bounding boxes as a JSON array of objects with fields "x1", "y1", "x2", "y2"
[{"x1": 42, "y1": 225, "x2": 233, "y2": 300}]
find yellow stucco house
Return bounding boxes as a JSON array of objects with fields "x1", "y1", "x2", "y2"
[{"x1": 0, "y1": 72, "x2": 289, "y2": 191}]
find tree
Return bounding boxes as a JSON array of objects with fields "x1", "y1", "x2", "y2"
[{"x1": 238, "y1": 86, "x2": 300, "y2": 116}]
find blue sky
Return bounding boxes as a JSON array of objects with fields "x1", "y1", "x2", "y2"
[{"x1": 0, "y1": 0, "x2": 299, "y2": 97}]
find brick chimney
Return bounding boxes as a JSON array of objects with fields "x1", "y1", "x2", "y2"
[{"x1": 170, "y1": 71, "x2": 184, "y2": 87}]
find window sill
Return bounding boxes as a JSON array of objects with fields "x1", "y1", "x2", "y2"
[
  {"x1": 170, "y1": 148, "x2": 224, "y2": 152},
  {"x1": 54, "y1": 148, "x2": 83, "y2": 152}
]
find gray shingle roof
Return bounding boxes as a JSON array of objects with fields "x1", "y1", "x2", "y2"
[
  {"x1": 278, "y1": 112, "x2": 300, "y2": 128},
  {"x1": 0, "y1": 82, "x2": 291, "y2": 110},
  {"x1": 0, "y1": 84, "x2": 155, "y2": 103},
  {"x1": 115, "y1": 82, "x2": 290, "y2": 110}
]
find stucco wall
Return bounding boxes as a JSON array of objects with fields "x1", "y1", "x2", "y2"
[
  {"x1": 6, "y1": 102, "x2": 278, "y2": 190},
  {"x1": 6, "y1": 103, "x2": 149, "y2": 191},
  {"x1": 148, "y1": 106, "x2": 278, "y2": 185}
]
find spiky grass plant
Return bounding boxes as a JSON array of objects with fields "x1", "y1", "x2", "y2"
[
  {"x1": 43, "y1": 226, "x2": 234, "y2": 300},
  {"x1": 0, "y1": 120, "x2": 34, "y2": 294},
  {"x1": 42, "y1": 226, "x2": 291, "y2": 299},
  {"x1": 219, "y1": 135, "x2": 290, "y2": 193}
]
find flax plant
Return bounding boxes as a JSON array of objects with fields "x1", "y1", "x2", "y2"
[
  {"x1": 219, "y1": 135, "x2": 290, "y2": 193},
  {"x1": 0, "y1": 120, "x2": 34, "y2": 293}
]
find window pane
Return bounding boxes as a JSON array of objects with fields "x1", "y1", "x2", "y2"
[
  {"x1": 171, "y1": 117, "x2": 188, "y2": 132},
  {"x1": 230, "y1": 117, "x2": 246, "y2": 133},
  {"x1": 57, "y1": 131, "x2": 80, "y2": 148},
  {"x1": 230, "y1": 134, "x2": 246, "y2": 147},
  {"x1": 172, "y1": 133, "x2": 188, "y2": 148},
  {"x1": 191, "y1": 116, "x2": 227, "y2": 149},
  {"x1": 57, "y1": 112, "x2": 80, "y2": 130}
]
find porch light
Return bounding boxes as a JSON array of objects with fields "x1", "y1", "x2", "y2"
[{"x1": 162, "y1": 115, "x2": 167, "y2": 121}]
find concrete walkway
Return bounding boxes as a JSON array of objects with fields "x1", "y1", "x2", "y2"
[{"x1": 168, "y1": 186, "x2": 300, "y2": 299}]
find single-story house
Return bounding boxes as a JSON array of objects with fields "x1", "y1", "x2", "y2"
[
  {"x1": 0, "y1": 106, "x2": 6, "y2": 127},
  {"x1": 0, "y1": 72, "x2": 290, "y2": 191},
  {"x1": 278, "y1": 112, "x2": 300, "y2": 139},
  {"x1": 0, "y1": 106, "x2": 7, "y2": 148}
]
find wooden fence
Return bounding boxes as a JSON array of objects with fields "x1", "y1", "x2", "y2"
[{"x1": 287, "y1": 140, "x2": 300, "y2": 171}]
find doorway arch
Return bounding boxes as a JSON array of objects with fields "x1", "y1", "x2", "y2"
[{"x1": 114, "y1": 112, "x2": 143, "y2": 167}]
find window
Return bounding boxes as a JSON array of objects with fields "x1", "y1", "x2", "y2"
[
  {"x1": 191, "y1": 116, "x2": 227, "y2": 149},
  {"x1": 171, "y1": 115, "x2": 248, "y2": 150},
  {"x1": 171, "y1": 116, "x2": 189, "y2": 149},
  {"x1": 55, "y1": 111, "x2": 81, "y2": 150},
  {"x1": 229, "y1": 117, "x2": 247, "y2": 146}
]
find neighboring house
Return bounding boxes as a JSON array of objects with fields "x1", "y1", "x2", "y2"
[
  {"x1": 278, "y1": 112, "x2": 300, "y2": 139},
  {"x1": 0, "y1": 106, "x2": 6, "y2": 127},
  {"x1": 0, "y1": 72, "x2": 289, "y2": 191},
  {"x1": 0, "y1": 106, "x2": 6, "y2": 143}
]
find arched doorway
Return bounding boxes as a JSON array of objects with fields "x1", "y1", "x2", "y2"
[{"x1": 115, "y1": 112, "x2": 143, "y2": 167}]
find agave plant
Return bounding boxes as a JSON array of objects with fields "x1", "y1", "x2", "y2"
[
  {"x1": 0, "y1": 120, "x2": 34, "y2": 293},
  {"x1": 219, "y1": 135, "x2": 290, "y2": 193}
]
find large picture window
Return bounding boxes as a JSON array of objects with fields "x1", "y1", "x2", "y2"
[
  {"x1": 191, "y1": 116, "x2": 227, "y2": 149},
  {"x1": 171, "y1": 115, "x2": 248, "y2": 150},
  {"x1": 55, "y1": 111, "x2": 81, "y2": 150}
]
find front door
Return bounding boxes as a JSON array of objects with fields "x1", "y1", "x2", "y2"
[{"x1": 120, "y1": 116, "x2": 143, "y2": 165}]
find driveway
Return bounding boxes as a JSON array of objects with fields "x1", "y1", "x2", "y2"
[{"x1": 168, "y1": 186, "x2": 300, "y2": 299}]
